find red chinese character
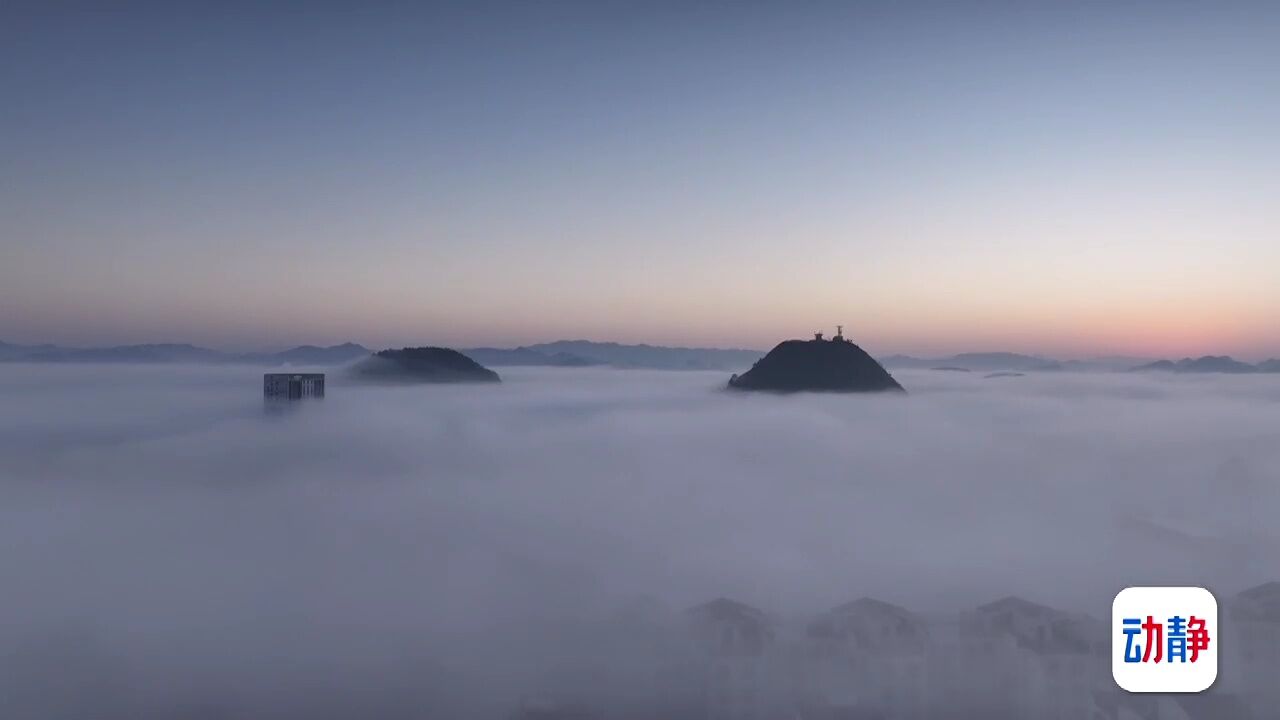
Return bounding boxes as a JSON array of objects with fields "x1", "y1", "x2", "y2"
[
  {"x1": 1187, "y1": 616, "x2": 1211, "y2": 662},
  {"x1": 1142, "y1": 615, "x2": 1163, "y2": 663}
]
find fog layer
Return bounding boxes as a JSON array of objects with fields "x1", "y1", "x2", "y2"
[{"x1": 2, "y1": 365, "x2": 1278, "y2": 718}]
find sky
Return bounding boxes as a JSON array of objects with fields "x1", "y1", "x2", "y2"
[
  {"x1": 2, "y1": 1, "x2": 1278, "y2": 358},
  {"x1": 2, "y1": 364, "x2": 1278, "y2": 716}
]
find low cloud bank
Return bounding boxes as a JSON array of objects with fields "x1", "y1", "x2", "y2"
[{"x1": 2, "y1": 365, "x2": 1278, "y2": 718}]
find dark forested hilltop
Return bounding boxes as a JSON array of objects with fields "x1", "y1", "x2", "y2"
[
  {"x1": 729, "y1": 333, "x2": 904, "y2": 393},
  {"x1": 350, "y1": 347, "x2": 501, "y2": 384}
]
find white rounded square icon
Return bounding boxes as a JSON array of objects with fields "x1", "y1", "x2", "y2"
[{"x1": 1112, "y1": 586, "x2": 1217, "y2": 693}]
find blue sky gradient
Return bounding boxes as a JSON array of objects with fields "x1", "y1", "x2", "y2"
[{"x1": 3, "y1": 2, "x2": 1278, "y2": 357}]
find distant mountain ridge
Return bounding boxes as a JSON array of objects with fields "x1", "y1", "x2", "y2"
[
  {"x1": 1131, "y1": 356, "x2": 1275, "y2": 374},
  {"x1": 253, "y1": 342, "x2": 370, "y2": 366},
  {"x1": 2, "y1": 338, "x2": 1276, "y2": 374},
  {"x1": 464, "y1": 340, "x2": 764, "y2": 371},
  {"x1": 883, "y1": 352, "x2": 1073, "y2": 372},
  {"x1": 0, "y1": 341, "x2": 371, "y2": 366},
  {"x1": 461, "y1": 346, "x2": 601, "y2": 368},
  {"x1": 0, "y1": 338, "x2": 762, "y2": 370},
  {"x1": 881, "y1": 352, "x2": 1280, "y2": 374}
]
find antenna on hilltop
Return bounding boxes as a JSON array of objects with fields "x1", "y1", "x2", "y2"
[{"x1": 836, "y1": 325, "x2": 844, "y2": 341}]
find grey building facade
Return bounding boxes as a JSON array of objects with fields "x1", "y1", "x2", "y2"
[{"x1": 263, "y1": 373, "x2": 325, "y2": 400}]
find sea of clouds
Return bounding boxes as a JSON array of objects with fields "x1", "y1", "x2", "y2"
[{"x1": 1, "y1": 364, "x2": 1278, "y2": 718}]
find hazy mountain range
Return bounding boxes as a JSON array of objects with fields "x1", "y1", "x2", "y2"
[
  {"x1": 464, "y1": 340, "x2": 764, "y2": 371},
  {"x1": 0, "y1": 339, "x2": 759, "y2": 371},
  {"x1": 884, "y1": 352, "x2": 1280, "y2": 374},
  {"x1": 461, "y1": 346, "x2": 603, "y2": 368},
  {"x1": 1130, "y1": 356, "x2": 1280, "y2": 374},
  {"x1": 1, "y1": 339, "x2": 1277, "y2": 374},
  {"x1": 879, "y1": 352, "x2": 1164, "y2": 373},
  {"x1": 0, "y1": 340, "x2": 373, "y2": 366},
  {"x1": 881, "y1": 352, "x2": 1069, "y2": 372}
]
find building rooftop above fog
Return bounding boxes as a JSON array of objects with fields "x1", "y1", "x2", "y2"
[
  {"x1": 686, "y1": 598, "x2": 773, "y2": 656},
  {"x1": 263, "y1": 372, "x2": 325, "y2": 400},
  {"x1": 970, "y1": 596, "x2": 1105, "y2": 655},
  {"x1": 808, "y1": 597, "x2": 929, "y2": 651}
]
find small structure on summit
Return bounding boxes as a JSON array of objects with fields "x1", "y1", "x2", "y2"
[
  {"x1": 815, "y1": 325, "x2": 851, "y2": 343},
  {"x1": 728, "y1": 327, "x2": 904, "y2": 393}
]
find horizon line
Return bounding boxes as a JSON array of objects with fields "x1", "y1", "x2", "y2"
[{"x1": 4, "y1": 336, "x2": 1279, "y2": 364}]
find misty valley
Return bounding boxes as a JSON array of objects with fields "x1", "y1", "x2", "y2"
[{"x1": 2, "y1": 364, "x2": 1278, "y2": 719}]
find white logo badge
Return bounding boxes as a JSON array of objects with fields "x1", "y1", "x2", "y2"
[{"x1": 1112, "y1": 586, "x2": 1218, "y2": 693}]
